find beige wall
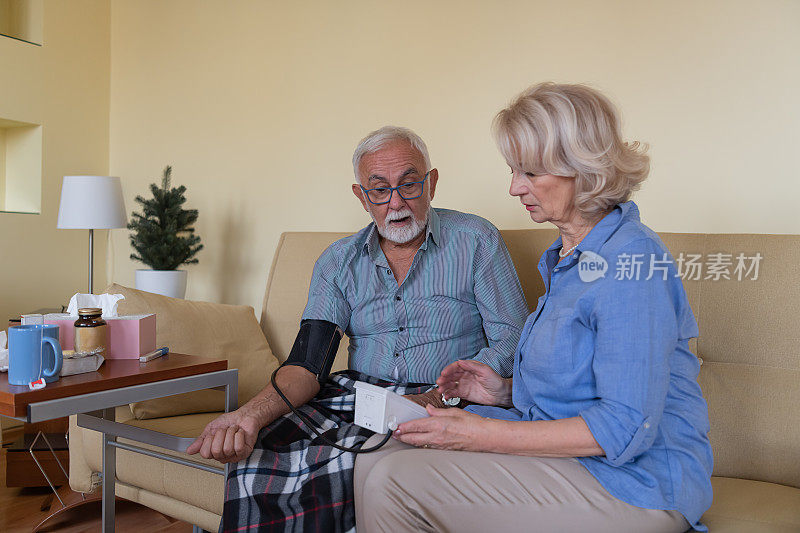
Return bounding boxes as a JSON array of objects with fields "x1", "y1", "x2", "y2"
[
  {"x1": 0, "y1": 0, "x2": 110, "y2": 323},
  {"x1": 107, "y1": 0, "x2": 799, "y2": 316}
]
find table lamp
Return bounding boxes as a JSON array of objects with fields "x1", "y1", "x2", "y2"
[{"x1": 57, "y1": 176, "x2": 127, "y2": 294}]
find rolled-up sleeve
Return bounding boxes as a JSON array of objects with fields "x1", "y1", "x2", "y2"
[
  {"x1": 471, "y1": 228, "x2": 529, "y2": 377},
  {"x1": 301, "y1": 245, "x2": 351, "y2": 331},
  {"x1": 579, "y1": 239, "x2": 679, "y2": 466}
]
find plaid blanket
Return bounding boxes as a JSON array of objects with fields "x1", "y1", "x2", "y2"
[{"x1": 222, "y1": 370, "x2": 430, "y2": 533}]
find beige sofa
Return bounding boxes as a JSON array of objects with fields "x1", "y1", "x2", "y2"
[{"x1": 69, "y1": 230, "x2": 800, "y2": 532}]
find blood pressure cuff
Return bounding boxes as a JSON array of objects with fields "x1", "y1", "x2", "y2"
[{"x1": 282, "y1": 319, "x2": 343, "y2": 384}]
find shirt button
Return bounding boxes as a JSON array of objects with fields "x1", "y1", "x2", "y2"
[
  {"x1": 394, "y1": 353, "x2": 400, "y2": 358},
  {"x1": 643, "y1": 422, "x2": 651, "y2": 429},
  {"x1": 396, "y1": 295, "x2": 401, "y2": 301},
  {"x1": 386, "y1": 269, "x2": 391, "y2": 275},
  {"x1": 399, "y1": 327, "x2": 405, "y2": 332}
]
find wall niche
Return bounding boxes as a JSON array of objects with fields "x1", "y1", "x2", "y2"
[
  {"x1": 0, "y1": 117, "x2": 42, "y2": 214},
  {"x1": 0, "y1": 0, "x2": 42, "y2": 45}
]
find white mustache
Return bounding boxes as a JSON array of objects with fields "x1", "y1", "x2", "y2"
[{"x1": 385, "y1": 209, "x2": 413, "y2": 223}]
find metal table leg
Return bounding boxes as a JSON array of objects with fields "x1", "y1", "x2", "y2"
[
  {"x1": 101, "y1": 407, "x2": 117, "y2": 532},
  {"x1": 28, "y1": 430, "x2": 71, "y2": 508},
  {"x1": 60, "y1": 369, "x2": 238, "y2": 531},
  {"x1": 224, "y1": 377, "x2": 238, "y2": 483}
]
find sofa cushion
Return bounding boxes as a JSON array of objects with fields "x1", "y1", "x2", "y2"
[
  {"x1": 260, "y1": 233, "x2": 352, "y2": 368},
  {"x1": 701, "y1": 477, "x2": 800, "y2": 532},
  {"x1": 108, "y1": 283, "x2": 279, "y2": 419},
  {"x1": 691, "y1": 234, "x2": 800, "y2": 370},
  {"x1": 499, "y1": 228, "x2": 557, "y2": 312},
  {"x1": 698, "y1": 361, "x2": 800, "y2": 488},
  {"x1": 115, "y1": 482, "x2": 222, "y2": 533}
]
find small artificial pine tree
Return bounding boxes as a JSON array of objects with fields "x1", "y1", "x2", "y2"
[{"x1": 128, "y1": 166, "x2": 204, "y2": 270}]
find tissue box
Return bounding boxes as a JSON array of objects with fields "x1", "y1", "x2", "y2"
[
  {"x1": 43, "y1": 313, "x2": 156, "y2": 359},
  {"x1": 43, "y1": 314, "x2": 76, "y2": 348},
  {"x1": 108, "y1": 314, "x2": 156, "y2": 359}
]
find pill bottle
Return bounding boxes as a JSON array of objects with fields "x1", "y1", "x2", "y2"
[{"x1": 74, "y1": 307, "x2": 107, "y2": 356}]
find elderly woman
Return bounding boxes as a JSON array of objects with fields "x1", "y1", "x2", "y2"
[{"x1": 354, "y1": 83, "x2": 713, "y2": 532}]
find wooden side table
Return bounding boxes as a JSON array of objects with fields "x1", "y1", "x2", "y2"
[
  {"x1": 0, "y1": 353, "x2": 237, "y2": 532},
  {"x1": 4, "y1": 318, "x2": 71, "y2": 488}
]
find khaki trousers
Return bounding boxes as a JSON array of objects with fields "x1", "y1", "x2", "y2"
[{"x1": 354, "y1": 436, "x2": 689, "y2": 533}]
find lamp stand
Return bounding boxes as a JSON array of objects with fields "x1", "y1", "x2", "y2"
[{"x1": 88, "y1": 228, "x2": 94, "y2": 294}]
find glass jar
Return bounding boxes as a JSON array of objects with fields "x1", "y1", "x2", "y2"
[{"x1": 74, "y1": 307, "x2": 107, "y2": 356}]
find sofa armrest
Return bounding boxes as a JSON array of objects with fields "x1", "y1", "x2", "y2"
[
  {"x1": 68, "y1": 406, "x2": 135, "y2": 493},
  {"x1": 68, "y1": 414, "x2": 101, "y2": 493}
]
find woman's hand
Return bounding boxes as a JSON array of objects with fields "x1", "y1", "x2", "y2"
[
  {"x1": 393, "y1": 405, "x2": 493, "y2": 451},
  {"x1": 436, "y1": 359, "x2": 512, "y2": 407}
]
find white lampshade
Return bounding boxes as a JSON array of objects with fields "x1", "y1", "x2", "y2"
[{"x1": 57, "y1": 175, "x2": 127, "y2": 229}]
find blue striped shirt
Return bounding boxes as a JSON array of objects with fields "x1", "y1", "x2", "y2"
[{"x1": 302, "y1": 207, "x2": 528, "y2": 383}]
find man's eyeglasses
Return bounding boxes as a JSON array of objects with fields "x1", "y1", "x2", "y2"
[{"x1": 360, "y1": 172, "x2": 430, "y2": 205}]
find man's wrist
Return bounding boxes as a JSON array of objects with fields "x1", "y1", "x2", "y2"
[
  {"x1": 427, "y1": 389, "x2": 448, "y2": 408},
  {"x1": 405, "y1": 389, "x2": 447, "y2": 408},
  {"x1": 241, "y1": 397, "x2": 275, "y2": 428},
  {"x1": 417, "y1": 389, "x2": 446, "y2": 408}
]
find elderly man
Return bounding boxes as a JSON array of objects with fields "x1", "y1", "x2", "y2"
[{"x1": 187, "y1": 126, "x2": 528, "y2": 532}]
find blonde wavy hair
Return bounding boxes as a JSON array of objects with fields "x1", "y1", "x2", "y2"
[{"x1": 493, "y1": 82, "x2": 650, "y2": 220}]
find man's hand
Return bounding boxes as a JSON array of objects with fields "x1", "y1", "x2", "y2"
[
  {"x1": 436, "y1": 359, "x2": 512, "y2": 407},
  {"x1": 404, "y1": 388, "x2": 447, "y2": 408},
  {"x1": 393, "y1": 405, "x2": 492, "y2": 451},
  {"x1": 186, "y1": 404, "x2": 263, "y2": 463},
  {"x1": 185, "y1": 365, "x2": 321, "y2": 464}
]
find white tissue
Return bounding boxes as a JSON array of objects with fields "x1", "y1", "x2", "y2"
[
  {"x1": 0, "y1": 330, "x2": 7, "y2": 372},
  {"x1": 66, "y1": 293, "x2": 125, "y2": 318}
]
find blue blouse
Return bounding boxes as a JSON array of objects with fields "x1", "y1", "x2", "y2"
[{"x1": 468, "y1": 201, "x2": 713, "y2": 530}]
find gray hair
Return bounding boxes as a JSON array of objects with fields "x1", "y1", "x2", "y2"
[
  {"x1": 352, "y1": 126, "x2": 432, "y2": 180},
  {"x1": 493, "y1": 82, "x2": 650, "y2": 219}
]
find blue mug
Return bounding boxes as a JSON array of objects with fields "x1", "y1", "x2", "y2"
[
  {"x1": 40, "y1": 324, "x2": 62, "y2": 383},
  {"x1": 8, "y1": 325, "x2": 63, "y2": 386}
]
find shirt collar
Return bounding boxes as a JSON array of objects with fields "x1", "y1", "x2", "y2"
[
  {"x1": 545, "y1": 201, "x2": 640, "y2": 257},
  {"x1": 421, "y1": 207, "x2": 441, "y2": 250},
  {"x1": 576, "y1": 201, "x2": 639, "y2": 254},
  {"x1": 364, "y1": 225, "x2": 385, "y2": 265},
  {"x1": 363, "y1": 207, "x2": 440, "y2": 263}
]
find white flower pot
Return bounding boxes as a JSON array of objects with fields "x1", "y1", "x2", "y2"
[{"x1": 135, "y1": 269, "x2": 188, "y2": 299}]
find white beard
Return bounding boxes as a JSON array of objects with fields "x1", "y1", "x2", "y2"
[{"x1": 371, "y1": 197, "x2": 430, "y2": 244}]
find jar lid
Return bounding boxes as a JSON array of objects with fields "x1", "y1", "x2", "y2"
[{"x1": 77, "y1": 307, "x2": 103, "y2": 316}]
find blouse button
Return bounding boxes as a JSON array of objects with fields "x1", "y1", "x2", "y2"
[{"x1": 643, "y1": 422, "x2": 651, "y2": 429}]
